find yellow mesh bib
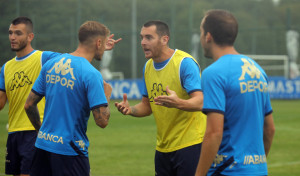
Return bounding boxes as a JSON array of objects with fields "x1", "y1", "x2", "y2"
[
  {"x1": 144, "y1": 49, "x2": 206, "y2": 152},
  {"x1": 4, "y1": 50, "x2": 45, "y2": 132}
]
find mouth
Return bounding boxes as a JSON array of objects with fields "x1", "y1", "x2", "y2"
[
  {"x1": 11, "y1": 42, "x2": 17, "y2": 47},
  {"x1": 143, "y1": 48, "x2": 151, "y2": 55}
]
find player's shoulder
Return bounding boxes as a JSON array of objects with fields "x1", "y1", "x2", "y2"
[{"x1": 175, "y1": 49, "x2": 193, "y2": 58}]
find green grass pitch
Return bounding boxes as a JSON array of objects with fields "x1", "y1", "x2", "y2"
[{"x1": 0, "y1": 100, "x2": 299, "y2": 176}]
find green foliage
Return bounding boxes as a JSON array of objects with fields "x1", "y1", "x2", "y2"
[{"x1": 0, "y1": 0, "x2": 299, "y2": 77}]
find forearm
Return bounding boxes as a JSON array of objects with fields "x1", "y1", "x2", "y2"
[
  {"x1": 0, "y1": 91, "x2": 7, "y2": 110},
  {"x1": 176, "y1": 96, "x2": 202, "y2": 111},
  {"x1": 24, "y1": 91, "x2": 43, "y2": 131},
  {"x1": 93, "y1": 106, "x2": 110, "y2": 128},
  {"x1": 25, "y1": 105, "x2": 42, "y2": 131},
  {"x1": 196, "y1": 112, "x2": 224, "y2": 176},
  {"x1": 263, "y1": 114, "x2": 275, "y2": 156},
  {"x1": 176, "y1": 91, "x2": 203, "y2": 111},
  {"x1": 196, "y1": 133, "x2": 222, "y2": 176},
  {"x1": 130, "y1": 102, "x2": 152, "y2": 117}
]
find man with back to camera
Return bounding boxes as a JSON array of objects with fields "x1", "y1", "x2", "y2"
[
  {"x1": 195, "y1": 9, "x2": 275, "y2": 176},
  {"x1": 0, "y1": 16, "x2": 61, "y2": 176},
  {"x1": 115, "y1": 20, "x2": 206, "y2": 176},
  {"x1": 24, "y1": 21, "x2": 121, "y2": 176}
]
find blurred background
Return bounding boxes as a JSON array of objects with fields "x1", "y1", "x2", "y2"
[
  {"x1": 0, "y1": 1, "x2": 300, "y2": 175},
  {"x1": 0, "y1": 0, "x2": 300, "y2": 99}
]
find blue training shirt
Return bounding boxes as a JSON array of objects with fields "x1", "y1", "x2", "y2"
[
  {"x1": 32, "y1": 53, "x2": 108, "y2": 157},
  {"x1": 142, "y1": 57, "x2": 202, "y2": 97},
  {"x1": 202, "y1": 54, "x2": 273, "y2": 176}
]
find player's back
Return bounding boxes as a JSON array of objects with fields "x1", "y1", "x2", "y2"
[
  {"x1": 33, "y1": 53, "x2": 105, "y2": 156},
  {"x1": 203, "y1": 54, "x2": 272, "y2": 175}
]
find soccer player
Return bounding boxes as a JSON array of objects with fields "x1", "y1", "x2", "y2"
[
  {"x1": 24, "y1": 21, "x2": 121, "y2": 176},
  {"x1": 0, "y1": 16, "x2": 61, "y2": 176},
  {"x1": 195, "y1": 9, "x2": 275, "y2": 176},
  {"x1": 115, "y1": 20, "x2": 206, "y2": 176}
]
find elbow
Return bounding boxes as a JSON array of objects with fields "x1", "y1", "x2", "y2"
[
  {"x1": 96, "y1": 115, "x2": 110, "y2": 129},
  {"x1": 24, "y1": 102, "x2": 30, "y2": 112},
  {"x1": 268, "y1": 125, "x2": 276, "y2": 138},
  {"x1": 97, "y1": 121, "x2": 108, "y2": 128}
]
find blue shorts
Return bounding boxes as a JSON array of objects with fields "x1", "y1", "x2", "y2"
[
  {"x1": 5, "y1": 130, "x2": 37, "y2": 175},
  {"x1": 155, "y1": 143, "x2": 202, "y2": 176},
  {"x1": 30, "y1": 148, "x2": 90, "y2": 176}
]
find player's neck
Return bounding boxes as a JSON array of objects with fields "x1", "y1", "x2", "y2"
[
  {"x1": 16, "y1": 45, "x2": 34, "y2": 58},
  {"x1": 212, "y1": 46, "x2": 239, "y2": 61},
  {"x1": 70, "y1": 47, "x2": 94, "y2": 63},
  {"x1": 153, "y1": 47, "x2": 174, "y2": 63}
]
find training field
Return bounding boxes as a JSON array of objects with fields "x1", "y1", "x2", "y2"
[{"x1": 0, "y1": 100, "x2": 299, "y2": 175}]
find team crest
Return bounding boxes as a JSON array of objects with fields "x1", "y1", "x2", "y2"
[
  {"x1": 47, "y1": 57, "x2": 76, "y2": 80},
  {"x1": 239, "y1": 58, "x2": 265, "y2": 81},
  {"x1": 149, "y1": 83, "x2": 168, "y2": 102},
  {"x1": 213, "y1": 154, "x2": 228, "y2": 168},
  {"x1": 10, "y1": 71, "x2": 32, "y2": 91}
]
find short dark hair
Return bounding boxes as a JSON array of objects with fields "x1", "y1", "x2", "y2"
[
  {"x1": 202, "y1": 9, "x2": 238, "y2": 46},
  {"x1": 11, "y1": 16, "x2": 33, "y2": 33},
  {"x1": 78, "y1": 21, "x2": 110, "y2": 44},
  {"x1": 143, "y1": 20, "x2": 170, "y2": 37}
]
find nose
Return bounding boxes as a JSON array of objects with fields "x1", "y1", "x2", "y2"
[
  {"x1": 9, "y1": 33, "x2": 16, "y2": 40},
  {"x1": 141, "y1": 38, "x2": 146, "y2": 45}
]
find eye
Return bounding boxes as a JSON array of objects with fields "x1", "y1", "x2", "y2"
[{"x1": 16, "y1": 31, "x2": 22, "y2": 36}]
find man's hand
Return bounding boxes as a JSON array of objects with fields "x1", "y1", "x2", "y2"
[
  {"x1": 105, "y1": 34, "x2": 122, "y2": 50},
  {"x1": 114, "y1": 94, "x2": 131, "y2": 115},
  {"x1": 154, "y1": 86, "x2": 180, "y2": 108}
]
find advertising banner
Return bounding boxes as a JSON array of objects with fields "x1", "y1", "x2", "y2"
[{"x1": 107, "y1": 77, "x2": 300, "y2": 100}]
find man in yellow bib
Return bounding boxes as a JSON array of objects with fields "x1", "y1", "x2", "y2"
[
  {"x1": 115, "y1": 20, "x2": 206, "y2": 176},
  {"x1": 0, "y1": 17, "x2": 61, "y2": 176}
]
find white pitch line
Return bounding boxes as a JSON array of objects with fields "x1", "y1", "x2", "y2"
[
  {"x1": 274, "y1": 127, "x2": 300, "y2": 132},
  {"x1": 268, "y1": 160, "x2": 300, "y2": 168}
]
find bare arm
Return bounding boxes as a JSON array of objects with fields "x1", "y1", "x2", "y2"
[
  {"x1": 92, "y1": 81, "x2": 112, "y2": 128},
  {"x1": 115, "y1": 94, "x2": 152, "y2": 117},
  {"x1": 263, "y1": 113, "x2": 275, "y2": 157},
  {"x1": 24, "y1": 91, "x2": 43, "y2": 131},
  {"x1": 92, "y1": 106, "x2": 110, "y2": 128},
  {"x1": 154, "y1": 86, "x2": 203, "y2": 111},
  {"x1": 0, "y1": 91, "x2": 7, "y2": 110},
  {"x1": 195, "y1": 112, "x2": 224, "y2": 176}
]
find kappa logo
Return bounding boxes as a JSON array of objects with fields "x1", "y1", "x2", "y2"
[
  {"x1": 149, "y1": 83, "x2": 168, "y2": 102},
  {"x1": 213, "y1": 154, "x2": 227, "y2": 168},
  {"x1": 238, "y1": 58, "x2": 268, "y2": 93},
  {"x1": 239, "y1": 58, "x2": 265, "y2": 81},
  {"x1": 47, "y1": 57, "x2": 76, "y2": 80},
  {"x1": 10, "y1": 71, "x2": 32, "y2": 91},
  {"x1": 76, "y1": 140, "x2": 86, "y2": 150}
]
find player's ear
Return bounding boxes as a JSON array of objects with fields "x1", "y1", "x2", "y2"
[
  {"x1": 28, "y1": 33, "x2": 34, "y2": 42},
  {"x1": 96, "y1": 37, "x2": 102, "y2": 49},
  {"x1": 205, "y1": 32, "x2": 213, "y2": 43},
  {"x1": 161, "y1": 35, "x2": 169, "y2": 45}
]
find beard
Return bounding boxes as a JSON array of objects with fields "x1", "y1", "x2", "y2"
[
  {"x1": 203, "y1": 48, "x2": 213, "y2": 59},
  {"x1": 11, "y1": 40, "x2": 27, "y2": 52},
  {"x1": 94, "y1": 52, "x2": 103, "y2": 61}
]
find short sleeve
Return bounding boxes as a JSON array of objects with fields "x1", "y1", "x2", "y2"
[
  {"x1": 84, "y1": 70, "x2": 108, "y2": 109},
  {"x1": 180, "y1": 57, "x2": 202, "y2": 94},
  {"x1": 202, "y1": 67, "x2": 226, "y2": 115},
  {"x1": 0, "y1": 64, "x2": 6, "y2": 91},
  {"x1": 142, "y1": 64, "x2": 148, "y2": 97},
  {"x1": 41, "y1": 51, "x2": 61, "y2": 66},
  {"x1": 32, "y1": 65, "x2": 46, "y2": 96}
]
